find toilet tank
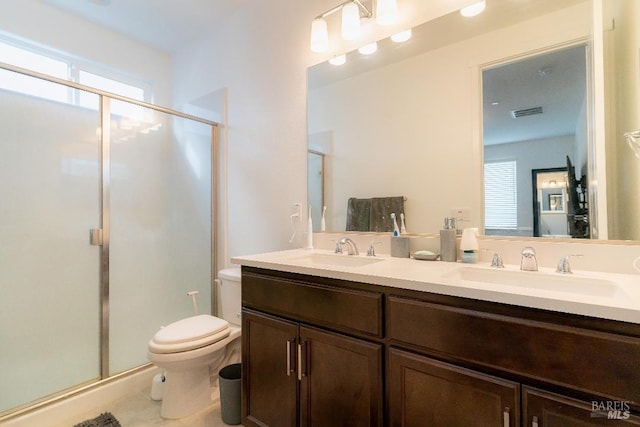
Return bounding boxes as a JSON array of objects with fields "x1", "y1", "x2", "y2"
[{"x1": 217, "y1": 268, "x2": 242, "y2": 326}]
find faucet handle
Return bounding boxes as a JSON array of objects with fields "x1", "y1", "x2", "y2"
[
  {"x1": 490, "y1": 252, "x2": 505, "y2": 268},
  {"x1": 482, "y1": 248, "x2": 504, "y2": 268},
  {"x1": 332, "y1": 240, "x2": 343, "y2": 254},
  {"x1": 367, "y1": 241, "x2": 381, "y2": 257},
  {"x1": 521, "y1": 246, "x2": 536, "y2": 257},
  {"x1": 556, "y1": 254, "x2": 583, "y2": 274}
]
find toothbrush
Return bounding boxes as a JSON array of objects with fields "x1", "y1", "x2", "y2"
[
  {"x1": 306, "y1": 206, "x2": 314, "y2": 250},
  {"x1": 320, "y1": 206, "x2": 326, "y2": 231},
  {"x1": 391, "y1": 213, "x2": 400, "y2": 236},
  {"x1": 400, "y1": 213, "x2": 407, "y2": 234}
]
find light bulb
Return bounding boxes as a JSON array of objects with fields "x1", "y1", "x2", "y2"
[
  {"x1": 358, "y1": 42, "x2": 378, "y2": 55},
  {"x1": 341, "y1": 1, "x2": 361, "y2": 41},
  {"x1": 310, "y1": 18, "x2": 329, "y2": 53},
  {"x1": 460, "y1": 0, "x2": 486, "y2": 17},
  {"x1": 376, "y1": 0, "x2": 398, "y2": 26},
  {"x1": 391, "y1": 29, "x2": 412, "y2": 43}
]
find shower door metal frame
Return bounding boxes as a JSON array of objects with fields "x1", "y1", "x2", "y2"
[{"x1": 0, "y1": 61, "x2": 220, "y2": 417}]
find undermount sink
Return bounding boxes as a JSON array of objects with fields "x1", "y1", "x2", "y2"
[
  {"x1": 443, "y1": 267, "x2": 622, "y2": 298},
  {"x1": 291, "y1": 253, "x2": 384, "y2": 268}
]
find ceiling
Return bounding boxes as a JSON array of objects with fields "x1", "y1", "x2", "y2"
[
  {"x1": 40, "y1": 0, "x2": 252, "y2": 53},
  {"x1": 482, "y1": 44, "x2": 586, "y2": 146}
]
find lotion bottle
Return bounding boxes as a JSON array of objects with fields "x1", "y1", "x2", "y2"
[{"x1": 440, "y1": 217, "x2": 457, "y2": 262}]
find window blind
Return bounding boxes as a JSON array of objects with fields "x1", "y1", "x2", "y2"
[{"x1": 484, "y1": 161, "x2": 517, "y2": 229}]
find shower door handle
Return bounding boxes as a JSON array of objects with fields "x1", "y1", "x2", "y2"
[{"x1": 89, "y1": 228, "x2": 103, "y2": 246}]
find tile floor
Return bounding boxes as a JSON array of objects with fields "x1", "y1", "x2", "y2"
[{"x1": 67, "y1": 384, "x2": 236, "y2": 427}]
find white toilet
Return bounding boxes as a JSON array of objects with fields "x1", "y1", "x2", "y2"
[{"x1": 147, "y1": 267, "x2": 242, "y2": 419}]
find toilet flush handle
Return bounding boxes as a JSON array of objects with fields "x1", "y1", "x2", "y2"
[{"x1": 187, "y1": 291, "x2": 199, "y2": 315}]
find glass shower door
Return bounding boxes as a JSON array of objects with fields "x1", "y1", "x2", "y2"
[
  {"x1": 108, "y1": 99, "x2": 213, "y2": 374},
  {"x1": 0, "y1": 70, "x2": 101, "y2": 411}
]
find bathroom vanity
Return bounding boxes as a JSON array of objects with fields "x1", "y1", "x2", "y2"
[{"x1": 234, "y1": 250, "x2": 640, "y2": 426}]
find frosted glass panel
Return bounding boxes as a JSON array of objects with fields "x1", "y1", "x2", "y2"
[
  {"x1": 0, "y1": 73, "x2": 101, "y2": 411},
  {"x1": 109, "y1": 100, "x2": 213, "y2": 374}
]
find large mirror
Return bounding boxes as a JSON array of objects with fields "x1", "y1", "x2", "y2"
[{"x1": 307, "y1": 0, "x2": 640, "y2": 242}]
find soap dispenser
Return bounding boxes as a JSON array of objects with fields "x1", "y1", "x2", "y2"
[{"x1": 440, "y1": 217, "x2": 457, "y2": 262}]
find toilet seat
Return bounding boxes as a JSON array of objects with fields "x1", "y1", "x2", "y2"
[{"x1": 148, "y1": 314, "x2": 230, "y2": 354}]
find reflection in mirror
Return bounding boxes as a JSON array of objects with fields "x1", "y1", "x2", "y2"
[
  {"x1": 532, "y1": 168, "x2": 570, "y2": 237},
  {"x1": 482, "y1": 44, "x2": 590, "y2": 239},
  {"x1": 307, "y1": 0, "x2": 640, "y2": 242},
  {"x1": 308, "y1": 149, "x2": 325, "y2": 231}
]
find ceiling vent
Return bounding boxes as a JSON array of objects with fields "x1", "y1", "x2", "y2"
[{"x1": 510, "y1": 106, "x2": 543, "y2": 118}]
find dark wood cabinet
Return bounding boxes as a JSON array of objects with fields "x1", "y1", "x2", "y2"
[
  {"x1": 300, "y1": 326, "x2": 383, "y2": 426},
  {"x1": 389, "y1": 347, "x2": 520, "y2": 427},
  {"x1": 241, "y1": 266, "x2": 640, "y2": 426},
  {"x1": 242, "y1": 310, "x2": 298, "y2": 427},
  {"x1": 241, "y1": 269, "x2": 384, "y2": 427},
  {"x1": 523, "y1": 387, "x2": 640, "y2": 426}
]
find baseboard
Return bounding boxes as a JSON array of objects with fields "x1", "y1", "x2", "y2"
[{"x1": 2, "y1": 365, "x2": 161, "y2": 427}]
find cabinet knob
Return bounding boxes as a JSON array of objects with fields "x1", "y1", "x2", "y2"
[
  {"x1": 532, "y1": 416, "x2": 539, "y2": 427},
  {"x1": 503, "y1": 407, "x2": 510, "y2": 427}
]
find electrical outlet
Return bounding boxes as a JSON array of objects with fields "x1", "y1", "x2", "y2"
[
  {"x1": 450, "y1": 207, "x2": 471, "y2": 221},
  {"x1": 291, "y1": 203, "x2": 302, "y2": 220}
]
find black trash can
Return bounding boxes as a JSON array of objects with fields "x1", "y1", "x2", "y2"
[{"x1": 219, "y1": 363, "x2": 241, "y2": 425}]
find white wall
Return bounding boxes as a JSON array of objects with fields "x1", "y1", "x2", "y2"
[{"x1": 603, "y1": 0, "x2": 640, "y2": 240}]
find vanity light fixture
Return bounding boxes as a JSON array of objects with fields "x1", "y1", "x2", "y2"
[
  {"x1": 460, "y1": 0, "x2": 486, "y2": 17},
  {"x1": 329, "y1": 54, "x2": 347, "y2": 65},
  {"x1": 310, "y1": 18, "x2": 330, "y2": 52},
  {"x1": 342, "y1": 1, "x2": 362, "y2": 40},
  {"x1": 376, "y1": 0, "x2": 398, "y2": 26},
  {"x1": 391, "y1": 28, "x2": 412, "y2": 43},
  {"x1": 310, "y1": 0, "x2": 399, "y2": 53},
  {"x1": 358, "y1": 42, "x2": 378, "y2": 55}
]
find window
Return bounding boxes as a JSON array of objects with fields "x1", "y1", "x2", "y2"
[
  {"x1": 0, "y1": 37, "x2": 149, "y2": 109},
  {"x1": 484, "y1": 160, "x2": 517, "y2": 229}
]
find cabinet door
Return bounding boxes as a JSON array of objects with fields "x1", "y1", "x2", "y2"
[
  {"x1": 242, "y1": 310, "x2": 298, "y2": 427},
  {"x1": 299, "y1": 325, "x2": 383, "y2": 427},
  {"x1": 388, "y1": 348, "x2": 519, "y2": 427},
  {"x1": 523, "y1": 387, "x2": 640, "y2": 427}
]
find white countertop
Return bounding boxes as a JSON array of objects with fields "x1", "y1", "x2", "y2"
[{"x1": 231, "y1": 249, "x2": 640, "y2": 324}]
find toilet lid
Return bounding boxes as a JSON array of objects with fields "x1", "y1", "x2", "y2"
[
  {"x1": 149, "y1": 315, "x2": 231, "y2": 354},
  {"x1": 153, "y1": 314, "x2": 229, "y2": 344}
]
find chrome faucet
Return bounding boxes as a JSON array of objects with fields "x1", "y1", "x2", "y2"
[
  {"x1": 520, "y1": 246, "x2": 538, "y2": 271},
  {"x1": 556, "y1": 254, "x2": 583, "y2": 274},
  {"x1": 490, "y1": 252, "x2": 505, "y2": 268},
  {"x1": 337, "y1": 237, "x2": 359, "y2": 255}
]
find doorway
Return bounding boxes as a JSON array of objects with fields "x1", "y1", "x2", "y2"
[{"x1": 532, "y1": 168, "x2": 569, "y2": 237}]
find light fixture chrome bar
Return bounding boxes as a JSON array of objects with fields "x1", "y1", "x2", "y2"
[
  {"x1": 354, "y1": 0, "x2": 372, "y2": 18},
  {"x1": 315, "y1": 0, "x2": 372, "y2": 20}
]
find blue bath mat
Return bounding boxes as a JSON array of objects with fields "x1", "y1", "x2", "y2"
[{"x1": 73, "y1": 412, "x2": 121, "y2": 427}]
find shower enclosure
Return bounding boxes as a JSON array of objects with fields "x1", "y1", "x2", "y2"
[{"x1": 0, "y1": 64, "x2": 218, "y2": 416}]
